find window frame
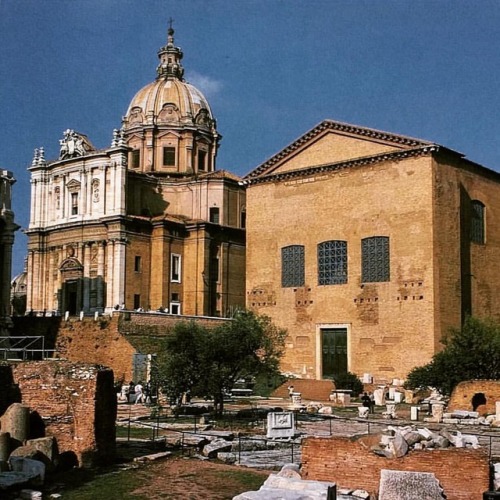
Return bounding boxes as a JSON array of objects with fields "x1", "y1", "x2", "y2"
[
  {"x1": 134, "y1": 256, "x2": 142, "y2": 273},
  {"x1": 209, "y1": 207, "x2": 220, "y2": 224},
  {"x1": 361, "y1": 236, "x2": 390, "y2": 283},
  {"x1": 317, "y1": 240, "x2": 348, "y2": 285},
  {"x1": 471, "y1": 200, "x2": 485, "y2": 244},
  {"x1": 163, "y1": 146, "x2": 176, "y2": 167},
  {"x1": 198, "y1": 150, "x2": 207, "y2": 171},
  {"x1": 131, "y1": 149, "x2": 140, "y2": 169},
  {"x1": 281, "y1": 245, "x2": 305, "y2": 288},
  {"x1": 71, "y1": 192, "x2": 79, "y2": 215},
  {"x1": 170, "y1": 253, "x2": 181, "y2": 283}
]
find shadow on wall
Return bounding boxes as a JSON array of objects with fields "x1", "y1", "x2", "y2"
[{"x1": 0, "y1": 363, "x2": 22, "y2": 415}]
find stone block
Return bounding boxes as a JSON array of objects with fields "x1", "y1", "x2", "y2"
[
  {"x1": 9, "y1": 457, "x2": 45, "y2": 485},
  {"x1": 266, "y1": 412, "x2": 295, "y2": 439},
  {"x1": 379, "y1": 469, "x2": 444, "y2": 499},
  {"x1": 202, "y1": 438, "x2": 232, "y2": 458}
]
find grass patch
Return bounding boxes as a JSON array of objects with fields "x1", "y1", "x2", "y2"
[
  {"x1": 116, "y1": 425, "x2": 155, "y2": 439},
  {"x1": 48, "y1": 468, "x2": 147, "y2": 500},
  {"x1": 213, "y1": 468, "x2": 268, "y2": 490}
]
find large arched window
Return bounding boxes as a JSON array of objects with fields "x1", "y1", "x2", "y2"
[
  {"x1": 318, "y1": 240, "x2": 348, "y2": 285},
  {"x1": 361, "y1": 236, "x2": 390, "y2": 283},
  {"x1": 471, "y1": 200, "x2": 485, "y2": 244},
  {"x1": 281, "y1": 245, "x2": 305, "y2": 287}
]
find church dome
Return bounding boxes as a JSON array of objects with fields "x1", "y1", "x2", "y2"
[
  {"x1": 11, "y1": 270, "x2": 27, "y2": 296},
  {"x1": 122, "y1": 26, "x2": 216, "y2": 132}
]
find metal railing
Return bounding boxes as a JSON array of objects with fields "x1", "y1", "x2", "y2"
[{"x1": 0, "y1": 336, "x2": 55, "y2": 360}]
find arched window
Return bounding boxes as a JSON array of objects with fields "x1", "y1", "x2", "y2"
[
  {"x1": 282, "y1": 245, "x2": 305, "y2": 287},
  {"x1": 361, "y1": 236, "x2": 390, "y2": 283},
  {"x1": 318, "y1": 240, "x2": 347, "y2": 285},
  {"x1": 471, "y1": 200, "x2": 485, "y2": 244}
]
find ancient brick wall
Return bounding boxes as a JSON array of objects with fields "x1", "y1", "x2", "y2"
[
  {"x1": 54, "y1": 316, "x2": 136, "y2": 383},
  {"x1": 13, "y1": 313, "x2": 231, "y2": 384},
  {"x1": 301, "y1": 435, "x2": 490, "y2": 500},
  {"x1": 0, "y1": 361, "x2": 116, "y2": 467},
  {"x1": 116, "y1": 310, "x2": 230, "y2": 337},
  {"x1": 448, "y1": 379, "x2": 500, "y2": 414}
]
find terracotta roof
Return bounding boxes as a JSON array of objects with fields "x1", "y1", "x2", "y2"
[{"x1": 197, "y1": 170, "x2": 242, "y2": 182}]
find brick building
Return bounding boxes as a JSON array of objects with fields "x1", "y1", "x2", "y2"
[
  {"x1": 0, "y1": 169, "x2": 18, "y2": 333},
  {"x1": 244, "y1": 119, "x2": 500, "y2": 382},
  {"x1": 25, "y1": 27, "x2": 246, "y2": 317}
]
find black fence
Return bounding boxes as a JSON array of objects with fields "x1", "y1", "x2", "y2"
[{"x1": 117, "y1": 406, "x2": 500, "y2": 464}]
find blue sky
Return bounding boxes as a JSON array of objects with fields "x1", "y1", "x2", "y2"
[{"x1": 2, "y1": 0, "x2": 500, "y2": 276}]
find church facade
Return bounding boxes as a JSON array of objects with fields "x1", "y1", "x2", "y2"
[
  {"x1": 244, "y1": 120, "x2": 500, "y2": 381},
  {"x1": 25, "y1": 28, "x2": 246, "y2": 317},
  {"x1": 0, "y1": 169, "x2": 18, "y2": 332}
]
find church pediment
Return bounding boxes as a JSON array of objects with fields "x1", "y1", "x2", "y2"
[
  {"x1": 157, "y1": 130, "x2": 181, "y2": 139},
  {"x1": 245, "y1": 120, "x2": 435, "y2": 180},
  {"x1": 60, "y1": 257, "x2": 83, "y2": 271},
  {"x1": 66, "y1": 179, "x2": 81, "y2": 192}
]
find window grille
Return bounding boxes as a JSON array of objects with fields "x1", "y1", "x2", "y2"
[
  {"x1": 318, "y1": 240, "x2": 347, "y2": 285},
  {"x1": 361, "y1": 236, "x2": 390, "y2": 283},
  {"x1": 471, "y1": 200, "x2": 485, "y2": 244},
  {"x1": 282, "y1": 245, "x2": 305, "y2": 287}
]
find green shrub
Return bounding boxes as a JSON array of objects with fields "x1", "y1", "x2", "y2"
[
  {"x1": 405, "y1": 316, "x2": 500, "y2": 395},
  {"x1": 333, "y1": 371, "x2": 363, "y2": 397}
]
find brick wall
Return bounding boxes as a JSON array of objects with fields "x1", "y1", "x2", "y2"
[
  {"x1": 12, "y1": 313, "x2": 231, "y2": 384},
  {"x1": 301, "y1": 435, "x2": 489, "y2": 500},
  {"x1": 448, "y1": 380, "x2": 500, "y2": 414},
  {"x1": 54, "y1": 316, "x2": 136, "y2": 383},
  {"x1": 247, "y1": 155, "x2": 437, "y2": 381},
  {"x1": 0, "y1": 360, "x2": 115, "y2": 467}
]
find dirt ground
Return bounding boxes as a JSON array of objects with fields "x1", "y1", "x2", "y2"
[{"x1": 128, "y1": 457, "x2": 271, "y2": 499}]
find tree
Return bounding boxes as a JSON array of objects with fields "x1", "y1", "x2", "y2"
[
  {"x1": 405, "y1": 316, "x2": 500, "y2": 395},
  {"x1": 158, "y1": 311, "x2": 287, "y2": 415}
]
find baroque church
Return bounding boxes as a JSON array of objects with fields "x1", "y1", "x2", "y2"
[
  {"x1": 25, "y1": 27, "x2": 246, "y2": 317},
  {"x1": 244, "y1": 119, "x2": 500, "y2": 381}
]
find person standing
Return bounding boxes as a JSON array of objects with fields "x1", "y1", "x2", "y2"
[
  {"x1": 128, "y1": 381, "x2": 135, "y2": 404},
  {"x1": 135, "y1": 381, "x2": 144, "y2": 404}
]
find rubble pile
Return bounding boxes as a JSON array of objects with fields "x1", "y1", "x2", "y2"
[
  {"x1": 233, "y1": 463, "x2": 371, "y2": 500},
  {"x1": 442, "y1": 410, "x2": 500, "y2": 426},
  {"x1": 0, "y1": 403, "x2": 62, "y2": 495},
  {"x1": 372, "y1": 425, "x2": 480, "y2": 458}
]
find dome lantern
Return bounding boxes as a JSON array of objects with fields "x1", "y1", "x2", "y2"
[{"x1": 156, "y1": 21, "x2": 184, "y2": 80}]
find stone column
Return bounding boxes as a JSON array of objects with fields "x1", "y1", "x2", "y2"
[
  {"x1": 82, "y1": 243, "x2": 90, "y2": 312},
  {"x1": 47, "y1": 250, "x2": 55, "y2": 312},
  {"x1": 0, "y1": 403, "x2": 30, "y2": 446},
  {"x1": 112, "y1": 239, "x2": 126, "y2": 307},
  {"x1": 106, "y1": 240, "x2": 115, "y2": 311},
  {"x1": 97, "y1": 241, "x2": 105, "y2": 311}
]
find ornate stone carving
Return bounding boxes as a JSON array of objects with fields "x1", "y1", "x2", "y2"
[
  {"x1": 59, "y1": 129, "x2": 95, "y2": 159},
  {"x1": 92, "y1": 179, "x2": 100, "y2": 203}
]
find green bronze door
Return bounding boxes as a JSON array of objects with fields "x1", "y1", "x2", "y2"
[{"x1": 321, "y1": 328, "x2": 347, "y2": 378}]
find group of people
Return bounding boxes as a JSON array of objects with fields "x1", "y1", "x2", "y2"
[{"x1": 118, "y1": 380, "x2": 154, "y2": 404}]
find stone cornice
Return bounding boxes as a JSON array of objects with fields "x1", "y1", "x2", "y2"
[
  {"x1": 245, "y1": 119, "x2": 435, "y2": 180},
  {"x1": 242, "y1": 146, "x2": 439, "y2": 186}
]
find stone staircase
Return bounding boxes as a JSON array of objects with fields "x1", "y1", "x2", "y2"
[{"x1": 271, "y1": 379, "x2": 335, "y2": 402}]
